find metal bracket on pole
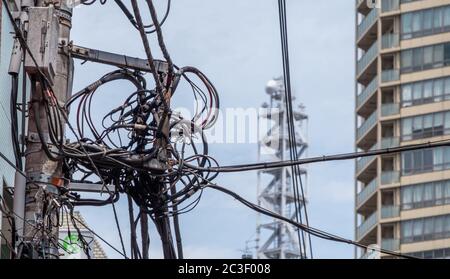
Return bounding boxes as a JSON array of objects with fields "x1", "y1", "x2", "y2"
[
  {"x1": 69, "y1": 44, "x2": 169, "y2": 74},
  {"x1": 67, "y1": 182, "x2": 115, "y2": 193}
]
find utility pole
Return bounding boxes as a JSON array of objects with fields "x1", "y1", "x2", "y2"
[
  {"x1": 20, "y1": 0, "x2": 73, "y2": 259},
  {"x1": 6, "y1": 0, "x2": 176, "y2": 259}
]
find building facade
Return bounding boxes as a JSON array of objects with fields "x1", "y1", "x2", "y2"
[
  {"x1": 60, "y1": 211, "x2": 108, "y2": 259},
  {"x1": 355, "y1": 0, "x2": 450, "y2": 258}
]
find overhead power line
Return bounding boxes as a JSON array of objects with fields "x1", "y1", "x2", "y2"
[
  {"x1": 188, "y1": 139, "x2": 450, "y2": 173},
  {"x1": 278, "y1": 0, "x2": 312, "y2": 258},
  {"x1": 206, "y1": 183, "x2": 418, "y2": 259},
  {"x1": 0, "y1": 0, "x2": 439, "y2": 260}
]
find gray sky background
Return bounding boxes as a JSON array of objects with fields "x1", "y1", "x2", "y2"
[{"x1": 70, "y1": 0, "x2": 355, "y2": 259}]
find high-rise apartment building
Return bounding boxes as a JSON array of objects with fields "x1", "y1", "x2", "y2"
[{"x1": 355, "y1": 0, "x2": 450, "y2": 259}]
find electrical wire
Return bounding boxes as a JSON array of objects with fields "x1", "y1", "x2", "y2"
[
  {"x1": 2, "y1": 0, "x2": 442, "y2": 260},
  {"x1": 205, "y1": 182, "x2": 418, "y2": 259},
  {"x1": 188, "y1": 139, "x2": 450, "y2": 173},
  {"x1": 113, "y1": 0, "x2": 172, "y2": 34},
  {"x1": 278, "y1": 0, "x2": 311, "y2": 258}
]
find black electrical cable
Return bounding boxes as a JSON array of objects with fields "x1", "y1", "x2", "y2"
[
  {"x1": 130, "y1": 0, "x2": 165, "y2": 95},
  {"x1": 0, "y1": 231, "x2": 15, "y2": 258},
  {"x1": 2, "y1": 1, "x2": 129, "y2": 259},
  {"x1": 65, "y1": 206, "x2": 92, "y2": 259},
  {"x1": 69, "y1": 214, "x2": 130, "y2": 259},
  {"x1": 21, "y1": 52, "x2": 28, "y2": 156},
  {"x1": 10, "y1": 74, "x2": 22, "y2": 170},
  {"x1": 170, "y1": 182, "x2": 183, "y2": 259},
  {"x1": 189, "y1": 139, "x2": 450, "y2": 173},
  {"x1": 145, "y1": 0, "x2": 174, "y2": 81},
  {"x1": 278, "y1": 0, "x2": 312, "y2": 258},
  {"x1": 114, "y1": 0, "x2": 171, "y2": 34},
  {"x1": 2, "y1": 0, "x2": 53, "y2": 87},
  {"x1": 1, "y1": 193, "x2": 97, "y2": 259},
  {"x1": 111, "y1": 198, "x2": 127, "y2": 259},
  {"x1": 4, "y1": 0, "x2": 427, "y2": 260},
  {"x1": 0, "y1": 145, "x2": 26, "y2": 178},
  {"x1": 206, "y1": 183, "x2": 418, "y2": 259},
  {"x1": 127, "y1": 195, "x2": 141, "y2": 259}
]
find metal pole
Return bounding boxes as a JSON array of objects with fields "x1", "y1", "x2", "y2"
[
  {"x1": 22, "y1": 0, "x2": 73, "y2": 259},
  {"x1": 13, "y1": 171, "x2": 26, "y2": 241}
]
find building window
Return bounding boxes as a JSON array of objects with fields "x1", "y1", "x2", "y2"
[
  {"x1": 401, "y1": 5, "x2": 450, "y2": 40},
  {"x1": 401, "y1": 49, "x2": 413, "y2": 72},
  {"x1": 402, "y1": 147, "x2": 450, "y2": 175},
  {"x1": 401, "y1": 180, "x2": 450, "y2": 210},
  {"x1": 402, "y1": 221, "x2": 413, "y2": 243},
  {"x1": 445, "y1": 6, "x2": 450, "y2": 28},
  {"x1": 409, "y1": 248, "x2": 450, "y2": 259},
  {"x1": 401, "y1": 111, "x2": 450, "y2": 141},
  {"x1": 423, "y1": 80, "x2": 433, "y2": 102},
  {"x1": 423, "y1": 46, "x2": 433, "y2": 69},
  {"x1": 401, "y1": 76, "x2": 450, "y2": 107},
  {"x1": 402, "y1": 13, "x2": 412, "y2": 39},
  {"x1": 401, "y1": 214, "x2": 450, "y2": 244},
  {"x1": 435, "y1": 8, "x2": 443, "y2": 30},
  {"x1": 435, "y1": 44, "x2": 444, "y2": 67},
  {"x1": 434, "y1": 79, "x2": 444, "y2": 102},
  {"x1": 423, "y1": 9, "x2": 433, "y2": 35},
  {"x1": 412, "y1": 48, "x2": 423, "y2": 71},
  {"x1": 412, "y1": 12, "x2": 422, "y2": 36},
  {"x1": 400, "y1": 43, "x2": 450, "y2": 74}
]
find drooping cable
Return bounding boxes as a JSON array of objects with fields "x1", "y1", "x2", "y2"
[
  {"x1": 188, "y1": 139, "x2": 450, "y2": 173},
  {"x1": 277, "y1": 0, "x2": 312, "y2": 258},
  {"x1": 206, "y1": 183, "x2": 418, "y2": 259}
]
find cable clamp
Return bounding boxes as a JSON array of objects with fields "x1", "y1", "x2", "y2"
[{"x1": 27, "y1": 132, "x2": 49, "y2": 144}]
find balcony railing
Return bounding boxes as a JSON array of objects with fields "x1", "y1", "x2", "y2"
[
  {"x1": 381, "y1": 0, "x2": 399, "y2": 13},
  {"x1": 381, "y1": 103, "x2": 399, "y2": 117},
  {"x1": 356, "y1": 143, "x2": 378, "y2": 173},
  {"x1": 357, "y1": 7, "x2": 379, "y2": 40},
  {"x1": 357, "y1": 212, "x2": 378, "y2": 240},
  {"x1": 381, "y1": 238, "x2": 400, "y2": 251},
  {"x1": 381, "y1": 137, "x2": 399, "y2": 149},
  {"x1": 357, "y1": 41, "x2": 378, "y2": 76},
  {"x1": 381, "y1": 69, "x2": 400, "y2": 83},
  {"x1": 381, "y1": 205, "x2": 400, "y2": 219},
  {"x1": 381, "y1": 33, "x2": 399, "y2": 49},
  {"x1": 381, "y1": 170, "x2": 400, "y2": 185},
  {"x1": 357, "y1": 178, "x2": 378, "y2": 207},
  {"x1": 357, "y1": 76, "x2": 378, "y2": 108},
  {"x1": 357, "y1": 110, "x2": 378, "y2": 140}
]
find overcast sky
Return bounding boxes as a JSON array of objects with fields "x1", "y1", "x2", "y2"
[{"x1": 70, "y1": 0, "x2": 355, "y2": 259}]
